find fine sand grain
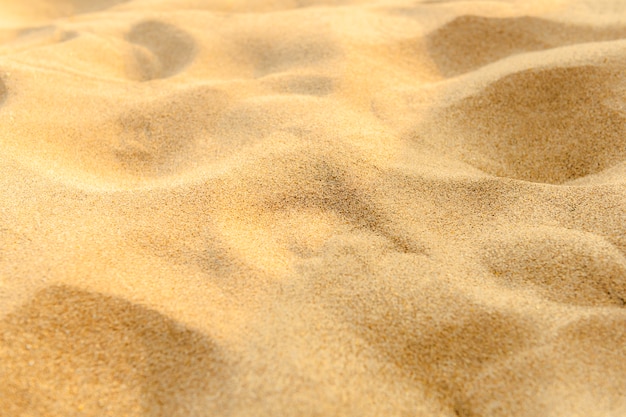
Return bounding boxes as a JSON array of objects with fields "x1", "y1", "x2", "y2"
[{"x1": 1, "y1": 0, "x2": 626, "y2": 416}]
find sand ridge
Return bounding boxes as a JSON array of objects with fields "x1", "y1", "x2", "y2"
[{"x1": 1, "y1": 0, "x2": 626, "y2": 416}]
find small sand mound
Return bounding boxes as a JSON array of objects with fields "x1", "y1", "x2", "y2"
[
  {"x1": 0, "y1": 286, "x2": 228, "y2": 417},
  {"x1": 482, "y1": 226, "x2": 626, "y2": 307},
  {"x1": 426, "y1": 15, "x2": 626, "y2": 76},
  {"x1": 114, "y1": 86, "x2": 230, "y2": 174},
  {"x1": 426, "y1": 64, "x2": 626, "y2": 183},
  {"x1": 427, "y1": 16, "x2": 553, "y2": 77},
  {"x1": 461, "y1": 314, "x2": 626, "y2": 417}
]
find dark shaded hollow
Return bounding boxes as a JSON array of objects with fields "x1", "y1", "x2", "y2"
[{"x1": 127, "y1": 20, "x2": 197, "y2": 80}]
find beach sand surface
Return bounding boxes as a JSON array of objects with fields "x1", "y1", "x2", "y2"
[{"x1": 1, "y1": 0, "x2": 626, "y2": 416}]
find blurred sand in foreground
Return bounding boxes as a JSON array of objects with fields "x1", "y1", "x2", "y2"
[{"x1": 1, "y1": 0, "x2": 626, "y2": 416}]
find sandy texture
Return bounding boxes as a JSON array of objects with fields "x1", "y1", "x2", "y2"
[{"x1": 1, "y1": 0, "x2": 626, "y2": 416}]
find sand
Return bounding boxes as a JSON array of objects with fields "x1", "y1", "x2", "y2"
[{"x1": 0, "y1": 0, "x2": 625, "y2": 415}]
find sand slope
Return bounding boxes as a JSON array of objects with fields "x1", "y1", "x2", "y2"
[{"x1": 1, "y1": 0, "x2": 626, "y2": 416}]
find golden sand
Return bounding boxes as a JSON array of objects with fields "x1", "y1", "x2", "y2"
[{"x1": 1, "y1": 0, "x2": 626, "y2": 415}]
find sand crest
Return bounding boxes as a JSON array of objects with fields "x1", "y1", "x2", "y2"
[{"x1": 1, "y1": 0, "x2": 626, "y2": 416}]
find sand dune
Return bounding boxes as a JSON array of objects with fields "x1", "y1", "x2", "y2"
[{"x1": 1, "y1": 0, "x2": 626, "y2": 416}]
